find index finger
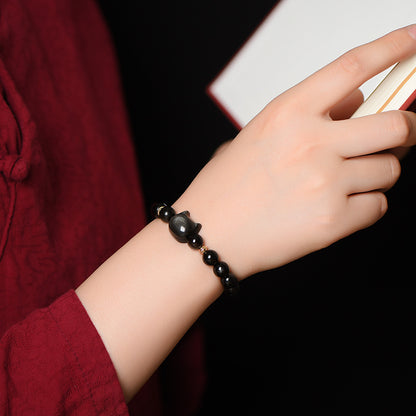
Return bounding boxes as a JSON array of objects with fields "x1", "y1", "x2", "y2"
[{"x1": 296, "y1": 25, "x2": 416, "y2": 114}]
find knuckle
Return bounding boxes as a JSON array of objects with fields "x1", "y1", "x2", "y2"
[
  {"x1": 315, "y1": 200, "x2": 343, "y2": 245},
  {"x1": 338, "y1": 50, "x2": 363, "y2": 76},
  {"x1": 258, "y1": 98, "x2": 294, "y2": 134},
  {"x1": 288, "y1": 139, "x2": 327, "y2": 169},
  {"x1": 265, "y1": 93, "x2": 296, "y2": 116},
  {"x1": 387, "y1": 111, "x2": 411, "y2": 144},
  {"x1": 307, "y1": 170, "x2": 331, "y2": 192}
]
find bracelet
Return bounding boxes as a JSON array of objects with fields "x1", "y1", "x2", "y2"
[{"x1": 152, "y1": 203, "x2": 239, "y2": 295}]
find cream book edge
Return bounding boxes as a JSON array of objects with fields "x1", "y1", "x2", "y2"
[{"x1": 352, "y1": 53, "x2": 416, "y2": 118}]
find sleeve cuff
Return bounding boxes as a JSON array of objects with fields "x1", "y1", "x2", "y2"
[{"x1": 48, "y1": 290, "x2": 129, "y2": 415}]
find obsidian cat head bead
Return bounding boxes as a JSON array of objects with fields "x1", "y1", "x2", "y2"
[{"x1": 169, "y1": 211, "x2": 202, "y2": 243}]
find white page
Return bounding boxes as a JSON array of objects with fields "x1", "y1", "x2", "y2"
[{"x1": 208, "y1": 0, "x2": 416, "y2": 128}]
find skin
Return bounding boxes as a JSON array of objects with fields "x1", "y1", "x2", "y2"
[{"x1": 76, "y1": 25, "x2": 416, "y2": 401}]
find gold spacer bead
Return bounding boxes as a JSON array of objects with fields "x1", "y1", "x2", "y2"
[{"x1": 199, "y1": 245, "x2": 209, "y2": 254}]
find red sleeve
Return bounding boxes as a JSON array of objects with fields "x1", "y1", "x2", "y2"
[{"x1": 0, "y1": 290, "x2": 129, "y2": 416}]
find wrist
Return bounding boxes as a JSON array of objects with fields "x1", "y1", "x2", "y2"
[
  {"x1": 172, "y1": 197, "x2": 253, "y2": 280},
  {"x1": 153, "y1": 203, "x2": 240, "y2": 295},
  {"x1": 76, "y1": 217, "x2": 223, "y2": 400}
]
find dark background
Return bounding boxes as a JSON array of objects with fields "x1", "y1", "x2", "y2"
[{"x1": 97, "y1": 1, "x2": 416, "y2": 414}]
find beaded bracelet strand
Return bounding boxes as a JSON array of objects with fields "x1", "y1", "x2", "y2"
[{"x1": 152, "y1": 203, "x2": 239, "y2": 295}]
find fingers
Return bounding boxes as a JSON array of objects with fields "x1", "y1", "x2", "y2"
[
  {"x1": 342, "y1": 153, "x2": 401, "y2": 194},
  {"x1": 330, "y1": 89, "x2": 364, "y2": 120},
  {"x1": 295, "y1": 25, "x2": 416, "y2": 113},
  {"x1": 342, "y1": 192, "x2": 387, "y2": 236},
  {"x1": 332, "y1": 110, "x2": 416, "y2": 158}
]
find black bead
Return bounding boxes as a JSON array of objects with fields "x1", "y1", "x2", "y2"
[
  {"x1": 213, "y1": 261, "x2": 229, "y2": 278},
  {"x1": 187, "y1": 234, "x2": 203, "y2": 249},
  {"x1": 151, "y1": 203, "x2": 167, "y2": 219},
  {"x1": 159, "y1": 206, "x2": 176, "y2": 223},
  {"x1": 202, "y1": 250, "x2": 218, "y2": 266},
  {"x1": 169, "y1": 211, "x2": 201, "y2": 243},
  {"x1": 221, "y1": 275, "x2": 239, "y2": 295}
]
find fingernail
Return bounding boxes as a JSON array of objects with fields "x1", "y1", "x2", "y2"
[{"x1": 408, "y1": 24, "x2": 416, "y2": 40}]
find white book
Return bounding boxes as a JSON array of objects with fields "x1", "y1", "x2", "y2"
[
  {"x1": 352, "y1": 53, "x2": 416, "y2": 117},
  {"x1": 208, "y1": 0, "x2": 416, "y2": 128}
]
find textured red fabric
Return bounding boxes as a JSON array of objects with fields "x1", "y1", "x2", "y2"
[
  {"x1": 0, "y1": 0, "x2": 204, "y2": 415},
  {"x1": 0, "y1": 290, "x2": 128, "y2": 415},
  {"x1": 0, "y1": 0, "x2": 146, "y2": 330}
]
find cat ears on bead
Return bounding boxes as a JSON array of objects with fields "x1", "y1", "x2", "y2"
[{"x1": 153, "y1": 203, "x2": 239, "y2": 295}]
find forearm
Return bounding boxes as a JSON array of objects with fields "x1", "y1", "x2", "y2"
[
  {"x1": 76, "y1": 215, "x2": 222, "y2": 402},
  {"x1": 75, "y1": 24, "x2": 416, "y2": 405}
]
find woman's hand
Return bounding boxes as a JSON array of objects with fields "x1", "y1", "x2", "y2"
[
  {"x1": 174, "y1": 25, "x2": 416, "y2": 279},
  {"x1": 75, "y1": 26, "x2": 416, "y2": 399}
]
